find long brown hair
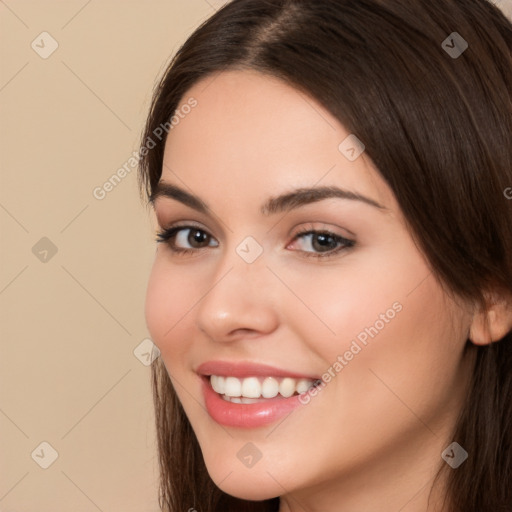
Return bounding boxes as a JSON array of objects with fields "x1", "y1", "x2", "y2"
[{"x1": 138, "y1": 1, "x2": 512, "y2": 510}]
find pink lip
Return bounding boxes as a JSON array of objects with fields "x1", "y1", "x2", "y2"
[
  {"x1": 196, "y1": 360, "x2": 319, "y2": 380},
  {"x1": 200, "y1": 375, "x2": 310, "y2": 428}
]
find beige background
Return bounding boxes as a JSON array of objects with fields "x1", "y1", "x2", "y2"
[
  {"x1": 1, "y1": 1, "x2": 511, "y2": 511},
  {"x1": 0, "y1": 1, "x2": 228, "y2": 511}
]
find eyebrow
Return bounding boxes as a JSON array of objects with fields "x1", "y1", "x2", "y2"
[{"x1": 150, "y1": 181, "x2": 387, "y2": 215}]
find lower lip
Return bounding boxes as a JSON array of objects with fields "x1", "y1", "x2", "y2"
[{"x1": 201, "y1": 376, "x2": 309, "y2": 428}]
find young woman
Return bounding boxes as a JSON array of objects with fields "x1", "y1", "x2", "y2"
[{"x1": 137, "y1": 1, "x2": 512, "y2": 510}]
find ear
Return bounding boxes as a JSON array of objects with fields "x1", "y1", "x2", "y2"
[{"x1": 469, "y1": 289, "x2": 512, "y2": 346}]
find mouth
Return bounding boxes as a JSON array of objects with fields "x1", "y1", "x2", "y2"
[
  {"x1": 196, "y1": 360, "x2": 322, "y2": 427},
  {"x1": 204, "y1": 374, "x2": 320, "y2": 403},
  {"x1": 199, "y1": 372, "x2": 322, "y2": 428}
]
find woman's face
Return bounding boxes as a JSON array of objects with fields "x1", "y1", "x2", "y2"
[{"x1": 145, "y1": 70, "x2": 474, "y2": 508}]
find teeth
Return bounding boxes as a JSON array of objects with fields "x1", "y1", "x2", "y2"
[
  {"x1": 296, "y1": 379, "x2": 312, "y2": 394},
  {"x1": 221, "y1": 395, "x2": 260, "y2": 404},
  {"x1": 211, "y1": 375, "x2": 224, "y2": 394},
  {"x1": 242, "y1": 377, "x2": 262, "y2": 398},
  {"x1": 262, "y1": 377, "x2": 279, "y2": 398},
  {"x1": 224, "y1": 376, "x2": 242, "y2": 397},
  {"x1": 210, "y1": 375, "x2": 317, "y2": 399}
]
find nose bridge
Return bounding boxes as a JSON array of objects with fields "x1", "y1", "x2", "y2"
[{"x1": 195, "y1": 239, "x2": 278, "y2": 340}]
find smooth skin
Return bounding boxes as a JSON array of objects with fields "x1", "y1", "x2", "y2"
[{"x1": 145, "y1": 70, "x2": 512, "y2": 512}]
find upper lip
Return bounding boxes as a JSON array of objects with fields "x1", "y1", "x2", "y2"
[{"x1": 196, "y1": 360, "x2": 319, "y2": 380}]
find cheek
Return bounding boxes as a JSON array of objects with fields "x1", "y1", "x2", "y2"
[
  {"x1": 275, "y1": 248, "x2": 419, "y2": 354},
  {"x1": 144, "y1": 256, "x2": 200, "y2": 359},
  {"x1": 276, "y1": 264, "x2": 467, "y2": 470},
  {"x1": 278, "y1": 246, "x2": 465, "y2": 406}
]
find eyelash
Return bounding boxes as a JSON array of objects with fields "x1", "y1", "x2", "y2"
[{"x1": 155, "y1": 224, "x2": 355, "y2": 259}]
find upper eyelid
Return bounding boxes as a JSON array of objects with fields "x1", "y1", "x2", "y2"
[
  {"x1": 158, "y1": 223, "x2": 352, "y2": 238},
  {"x1": 158, "y1": 217, "x2": 354, "y2": 235},
  {"x1": 153, "y1": 198, "x2": 363, "y2": 238},
  {"x1": 154, "y1": 206, "x2": 228, "y2": 236}
]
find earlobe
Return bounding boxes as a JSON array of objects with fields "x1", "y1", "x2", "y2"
[{"x1": 468, "y1": 293, "x2": 512, "y2": 346}]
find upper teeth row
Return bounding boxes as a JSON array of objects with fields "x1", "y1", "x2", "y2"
[{"x1": 210, "y1": 375, "x2": 316, "y2": 398}]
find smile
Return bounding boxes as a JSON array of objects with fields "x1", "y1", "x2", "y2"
[
  {"x1": 201, "y1": 374, "x2": 322, "y2": 428},
  {"x1": 210, "y1": 375, "x2": 318, "y2": 403}
]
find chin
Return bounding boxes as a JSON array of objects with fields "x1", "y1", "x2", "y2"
[{"x1": 206, "y1": 464, "x2": 285, "y2": 501}]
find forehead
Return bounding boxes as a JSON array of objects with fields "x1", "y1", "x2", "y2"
[
  {"x1": 167, "y1": 69, "x2": 342, "y2": 157},
  {"x1": 161, "y1": 70, "x2": 396, "y2": 214}
]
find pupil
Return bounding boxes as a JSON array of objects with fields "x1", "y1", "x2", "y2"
[
  {"x1": 313, "y1": 234, "x2": 336, "y2": 251},
  {"x1": 190, "y1": 230, "x2": 208, "y2": 247}
]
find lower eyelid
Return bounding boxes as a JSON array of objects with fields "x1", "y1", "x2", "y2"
[{"x1": 158, "y1": 226, "x2": 353, "y2": 255}]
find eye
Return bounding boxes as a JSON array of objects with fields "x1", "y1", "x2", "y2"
[
  {"x1": 156, "y1": 224, "x2": 355, "y2": 259},
  {"x1": 156, "y1": 225, "x2": 219, "y2": 254},
  {"x1": 288, "y1": 228, "x2": 355, "y2": 258}
]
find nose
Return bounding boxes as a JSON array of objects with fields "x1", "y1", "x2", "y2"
[{"x1": 195, "y1": 253, "x2": 279, "y2": 343}]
